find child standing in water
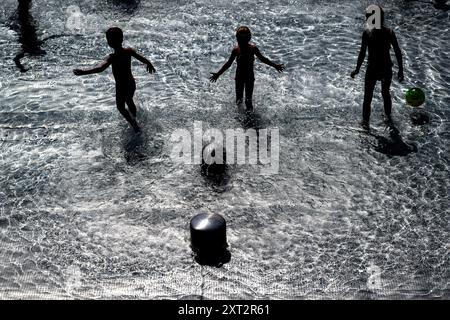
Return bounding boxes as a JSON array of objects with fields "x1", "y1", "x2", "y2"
[
  {"x1": 351, "y1": 6, "x2": 404, "y2": 130},
  {"x1": 73, "y1": 27, "x2": 155, "y2": 132},
  {"x1": 210, "y1": 26, "x2": 284, "y2": 111}
]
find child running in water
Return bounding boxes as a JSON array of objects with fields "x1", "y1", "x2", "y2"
[
  {"x1": 73, "y1": 27, "x2": 155, "y2": 132},
  {"x1": 351, "y1": 6, "x2": 404, "y2": 130},
  {"x1": 210, "y1": 26, "x2": 284, "y2": 111}
]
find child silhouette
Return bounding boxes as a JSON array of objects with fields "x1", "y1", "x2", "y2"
[
  {"x1": 210, "y1": 26, "x2": 284, "y2": 111},
  {"x1": 73, "y1": 27, "x2": 155, "y2": 132},
  {"x1": 351, "y1": 6, "x2": 404, "y2": 130}
]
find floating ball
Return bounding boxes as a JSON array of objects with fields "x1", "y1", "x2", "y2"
[{"x1": 405, "y1": 88, "x2": 425, "y2": 107}]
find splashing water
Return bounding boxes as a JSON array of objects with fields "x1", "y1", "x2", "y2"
[{"x1": 0, "y1": 0, "x2": 449, "y2": 299}]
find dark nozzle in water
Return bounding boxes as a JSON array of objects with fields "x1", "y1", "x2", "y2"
[
  {"x1": 190, "y1": 213, "x2": 230, "y2": 267},
  {"x1": 201, "y1": 142, "x2": 227, "y2": 175}
]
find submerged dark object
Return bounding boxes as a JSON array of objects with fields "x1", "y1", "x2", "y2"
[
  {"x1": 190, "y1": 213, "x2": 230, "y2": 266},
  {"x1": 201, "y1": 143, "x2": 227, "y2": 175},
  {"x1": 201, "y1": 144, "x2": 231, "y2": 188},
  {"x1": 410, "y1": 111, "x2": 430, "y2": 125},
  {"x1": 109, "y1": 0, "x2": 141, "y2": 13},
  {"x1": 433, "y1": 0, "x2": 449, "y2": 10}
]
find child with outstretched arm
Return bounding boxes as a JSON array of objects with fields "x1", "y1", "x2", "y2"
[
  {"x1": 210, "y1": 26, "x2": 284, "y2": 111},
  {"x1": 73, "y1": 27, "x2": 155, "y2": 133}
]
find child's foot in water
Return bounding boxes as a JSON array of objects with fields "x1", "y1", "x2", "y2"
[
  {"x1": 132, "y1": 123, "x2": 141, "y2": 133},
  {"x1": 383, "y1": 114, "x2": 393, "y2": 125},
  {"x1": 237, "y1": 102, "x2": 245, "y2": 113},
  {"x1": 360, "y1": 120, "x2": 370, "y2": 131}
]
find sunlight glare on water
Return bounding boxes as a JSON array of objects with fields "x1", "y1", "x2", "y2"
[{"x1": 0, "y1": 0, "x2": 449, "y2": 299}]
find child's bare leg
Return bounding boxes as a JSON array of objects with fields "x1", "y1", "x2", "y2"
[
  {"x1": 235, "y1": 79, "x2": 246, "y2": 113},
  {"x1": 126, "y1": 82, "x2": 137, "y2": 118},
  {"x1": 116, "y1": 96, "x2": 140, "y2": 132},
  {"x1": 381, "y1": 76, "x2": 392, "y2": 122},
  {"x1": 235, "y1": 79, "x2": 245, "y2": 105},
  {"x1": 126, "y1": 98, "x2": 137, "y2": 118},
  {"x1": 362, "y1": 75, "x2": 377, "y2": 123},
  {"x1": 245, "y1": 80, "x2": 254, "y2": 111}
]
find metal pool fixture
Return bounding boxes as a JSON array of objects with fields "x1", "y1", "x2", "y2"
[{"x1": 190, "y1": 213, "x2": 227, "y2": 261}]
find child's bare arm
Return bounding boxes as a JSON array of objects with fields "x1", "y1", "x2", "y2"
[
  {"x1": 254, "y1": 47, "x2": 284, "y2": 72},
  {"x1": 390, "y1": 31, "x2": 404, "y2": 82},
  {"x1": 130, "y1": 48, "x2": 156, "y2": 73},
  {"x1": 210, "y1": 49, "x2": 237, "y2": 82},
  {"x1": 73, "y1": 56, "x2": 111, "y2": 76},
  {"x1": 351, "y1": 31, "x2": 368, "y2": 78}
]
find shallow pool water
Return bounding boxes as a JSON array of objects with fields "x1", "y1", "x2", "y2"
[{"x1": 0, "y1": 0, "x2": 449, "y2": 299}]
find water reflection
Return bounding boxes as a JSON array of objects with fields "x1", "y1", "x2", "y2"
[
  {"x1": 433, "y1": 0, "x2": 450, "y2": 11},
  {"x1": 201, "y1": 147, "x2": 231, "y2": 190},
  {"x1": 121, "y1": 114, "x2": 164, "y2": 165},
  {"x1": 107, "y1": 0, "x2": 141, "y2": 14},
  {"x1": 370, "y1": 123, "x2": 417, "y2": 157},
  {"x1": 194, "y1": 249, "x2": 231, "y2": 267},
  {"x1": 13, "y1": 0, "x2": 46, "y2": 72},
  {"x1": 122, "y1": 130, "x2": 147, "y2": 164},
  {"x1": 239, "y1": 111, "x2": 265, "y2": 131}
]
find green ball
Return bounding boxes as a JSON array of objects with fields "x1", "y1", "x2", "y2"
[{"x1": 405, "y1": 88, "x2": 425, "y2": 107}]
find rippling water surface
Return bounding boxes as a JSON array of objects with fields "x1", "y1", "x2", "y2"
[{"x1": 0, "y1": 0, "x2": 449, "y2": 299}]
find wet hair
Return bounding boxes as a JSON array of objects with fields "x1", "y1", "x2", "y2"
[
  {"x1": 366, "y1": 5, "x2": 385, "y2": 25},
  {"x1": 106, "y1": 27, "x2": 123, "y2": 48},
  {"x1": 236, "y1": 26, "x2": 251, "y2": 43}
]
